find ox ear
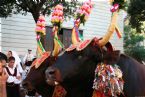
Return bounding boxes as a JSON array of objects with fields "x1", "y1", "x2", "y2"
[{"x1": 103, "y1": 50, "x2": 120, "y2": 64}]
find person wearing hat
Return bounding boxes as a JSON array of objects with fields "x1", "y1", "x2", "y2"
[{"x1": 23, "y1": 49, "x2": 34, "y2": 68}]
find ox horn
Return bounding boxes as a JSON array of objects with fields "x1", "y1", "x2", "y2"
[{"x1": 98, "y1": 12, "x2": 118, "y2": 47}]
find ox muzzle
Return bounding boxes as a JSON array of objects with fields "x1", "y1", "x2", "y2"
[{"x1": 45, "y1": 66, "x2": 62, "y2": 86}]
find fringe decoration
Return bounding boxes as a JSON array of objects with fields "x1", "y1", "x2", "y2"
[
  {"x1": 92, "y1": 90, "x2": 105, "y2": 97},
  {"x1": 92, "y1": 63, "x2": 124, "y2": 97}
]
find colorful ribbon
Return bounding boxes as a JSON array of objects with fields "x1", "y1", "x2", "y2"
[
  {"x1": 115, "y1": 25, "x2": 122, "y2": 39},
  {"x1": 37, "y1": 39, "x2": 45, "y2": 52},
  {"x1": 72, "y1": 19, "x2": 83, "y2": 45},
  {"x1": 75, "y1": 25, "x2": 83, "y2": 41},
  {"x1": 54, "y1": 36, "x2": 64, "y2": 49},
  {"x1": 52, "y1": 26, "x2": 64, "y2": 56},
  {"x1": 36, "y1": 35, "x2": 45, "y2": 57}
]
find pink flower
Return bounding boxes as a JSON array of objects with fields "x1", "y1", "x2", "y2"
[
  {"x1": 55, "y1": 4, "x2": 63, "y2": 11},
  {"x1": 36, "y1": 35, "x2": 40, "y2": 40},
  {"x1": 110, "y1": 3, "x2": 119, "y2": 12},
  {"x1": 36, "y1": 21, "x2": 45, "y2": 27},
  {"x1": 78, "y1": 10, "x2": 83, "y2": 14},
  {"x1": 36, "y1": 26, "x2": 43, "y2": 31},
  {"x1": 51, "y1": 4, "x2": 64, "y2": 25},
  {"x1": 38, "y1": 15, "x2": 45, "y2": 21},
  {"x1": 59, "y1": 16, "x2": 64, "y2": 22},
  {"x1": 35, "y1": 15, "x2": 46, "y2": 35},
  {"x1": 75, "y1": 0, "x2": 93, "y2": 22}
]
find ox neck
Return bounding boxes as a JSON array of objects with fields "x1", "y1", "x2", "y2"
[
  {"x1": 117, "y1": 54, "x2": 143, "y2": 77},
  {"x1": 116, "y1": 54, "x2": 145, "y2": 97},
  {"x1": 60, "y1": 70, "x2": 95, "y2": 97}
]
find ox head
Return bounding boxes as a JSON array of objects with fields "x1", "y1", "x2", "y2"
[
  {"x1": 45, "y1": 12, "x2": 120, "y2": 87},
  {"x1": 22, "y1": 54, "x2": 56, "y2": 97},
  {"x1": 45, "y1": 41, "x2": 120, "y2": 86}
]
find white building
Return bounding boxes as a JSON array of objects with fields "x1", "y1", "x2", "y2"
[{"x1": 0, "y1": 1, "x2": 124, "y2": 56}]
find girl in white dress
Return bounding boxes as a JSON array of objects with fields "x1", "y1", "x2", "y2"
[{"x1": 7, "y1": 51, "x2": 23, "y2": 74}]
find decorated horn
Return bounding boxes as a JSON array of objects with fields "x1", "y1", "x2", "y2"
[
  {"x1": 98, "y1": 0, "x2": 127, "y2": 47},
  {"x1": 98, "y1": 12, "x2": 118, "y2": 47},
  {"x1": 52, "y1": 26, "x2": 61, "y2": 56},
  {"x1": 72, "y1": 0, "x2": 93, "y2": 45},
  {"x1": 51, "y1": 4, "x2": 64, "y2": 57}
]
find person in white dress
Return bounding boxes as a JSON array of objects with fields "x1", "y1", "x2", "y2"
[
  {"x1": 5, "y1": 56, "x2": 22, "y2": 97},
  {"x1": 7, "y1": 51, "x2": 23, "y2": 74}
]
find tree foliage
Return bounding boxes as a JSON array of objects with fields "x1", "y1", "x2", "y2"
[
  {"x1": 127, "y1": 0, "x2": 145, "y2": 33},
  {"x1": 0, "y1": 0, "x2": 14, "y2": 17},
  {"x1": 124, "y1": 25, "x2": 145, "y2": 62},
  {"x1": 0, "y1": 0, "x2": 79, "y2": 23}
]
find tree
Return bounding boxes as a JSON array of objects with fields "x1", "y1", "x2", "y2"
[
  {"x1": 127, "y1": 0, "x2": 145, "y2": 33},
  {"x1": 0, "y1": 0, "x2": 79, "y2": 23},
  {"x1": 124, "y1": 25, "x2": 145, "y2": 62},
  {"x1": 0, "y1": 0, "x2": 14, "y2": 17}
]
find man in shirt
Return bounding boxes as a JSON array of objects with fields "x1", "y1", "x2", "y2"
[
  {"x1": 5, "y1": 56, "x2": 21, "y2": 97},
  {"x1": 23, "y1": 49, "x2": 34, "y2": 67}
]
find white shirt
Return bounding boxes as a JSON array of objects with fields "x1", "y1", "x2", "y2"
[
  {"x1": 5, "y1": 66, "x2": 22, "y2": 84},
  {"x1": 23, "y1": 53, "x2": 34, "y2": 63}
]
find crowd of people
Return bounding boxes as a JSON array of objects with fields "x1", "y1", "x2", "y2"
[{"x1": 0, "y1": 49, "x2": 41, "y2": 97}]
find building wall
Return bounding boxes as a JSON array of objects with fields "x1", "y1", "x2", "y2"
[
  {"x1": 1, "y1": 13, "x2": 37, "y2": 55},
  {"x1": 1, "y1": 1, "x2": 124, "y2": 55}
]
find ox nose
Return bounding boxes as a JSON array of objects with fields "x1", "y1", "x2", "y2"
[
  {"x1": 45, "y1": 66, "x2": 62, "y2": 85},
  {"x1": 45, "y1": 66, "x2": 56, "y2": 79}
]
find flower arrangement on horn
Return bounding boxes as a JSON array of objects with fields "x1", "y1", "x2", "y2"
[
  {"x1": 75, "y1": 0, "x2": 93, "y2": 25},
  {"x1": 35, "y1": 15, "x2": 46, "y2": 57},
  {"x1": 51, "y1": 4, "x2": 64, "y2": 57},
  {"x1": 51, "y1": 4, "x2": 64, "y2": 28},
  {"x1": 110, "y1": 0, "x2": 127, "y2": 12},
  {"x1": 35, "y1": 15, "x2": 46, "y2": 36},
  {"x1": 108, "y1": 0, "x2": 127, "y2": 39},
  {"x1": 72, "y1": 0, "x2": 93, "y2": 45}
]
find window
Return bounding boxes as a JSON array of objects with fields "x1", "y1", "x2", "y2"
[{"x1": 44, "y1": 26, "x2": 83, "y2": 51}]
